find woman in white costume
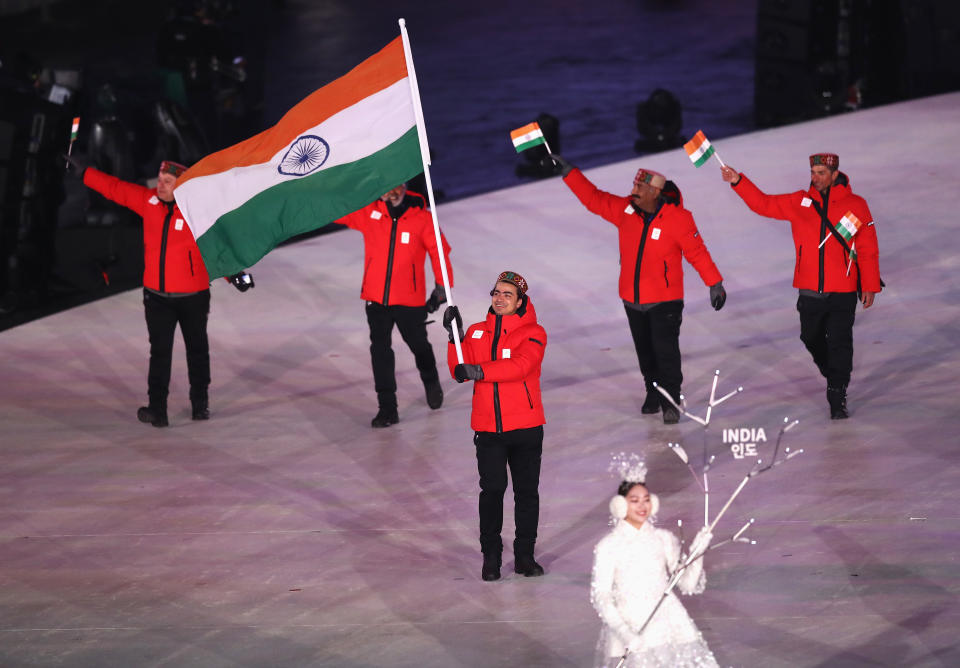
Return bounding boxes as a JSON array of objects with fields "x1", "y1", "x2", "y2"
[{"x1": 590, "y1": 456, "x2": 719, "y2": 668}]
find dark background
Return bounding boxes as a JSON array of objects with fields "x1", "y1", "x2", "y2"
[{"x1": 1, "y1": 0, "x2": 957, "y2": 331}]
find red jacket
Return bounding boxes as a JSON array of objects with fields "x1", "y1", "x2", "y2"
[
  {"x1": 340, "y1": 191, "x2": 453, "y2": 307},
  {"x1": 448, "y1": 297, "x2": 546, "y2": 433},
  {"x1": 731, "y1": 173, "x2": 882, "y2": 293},
  {"x1": 563, "y1": 169, "x2": 722, "y2": 303},
  {"x1": 83, "y1": 168, "x2": 210, "y2": 293}
]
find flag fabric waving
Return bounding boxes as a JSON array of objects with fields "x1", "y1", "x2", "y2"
[
  {"x1": 683, "y1": 130, "x2": 715, "y2": 167},
  {"x1": 510, "y1": 122, "x2": 546, "y2": 153},
  {"x1": 70, "y1": 117, "x2": 80, "y2": 141},
  {"x1": 174, "y1": 36, "x2": 422, "y2": 279},
  {"x1": 835, "y1": 211, "x2": 863, "y2": 242}
]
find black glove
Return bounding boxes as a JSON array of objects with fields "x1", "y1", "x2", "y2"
[
  {"x1": 229, "y1": 271, "x2": 255, "y2": 292},
  {"x1": 442, "y1": 305, "x2": 464, "y2": 344},
  {"x1": 548, "y1": 153, "x2": 575, "y2": 177},
  {"x1": 63, "y1": 154, "x2": 87, "y2": 177},
  {"x1": 710, "y1": 281, "x2": 726, "y2": 311},
  {"x1": 425, "y1": 284, "x2": 446, "y2": 313},
  {"x1": 454, "y1": 363, "x2": 484, "y2": 383}
]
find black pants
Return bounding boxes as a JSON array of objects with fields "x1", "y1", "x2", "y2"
[
  {"x1": 624, "y1": 301, "x2": 684, "y2": 403},
  {"x1": 475, "y1": 426, "x2": 543, "y2": 557},
  {"x1": 365, "y1": 302, "x2": 439, "y2": 408},
  {"x1": 797, "y1": 292, "x2": 857, "y2": 388},
  {"x1": 143, "y1": 288, "x2": 210, "y2": 409}
]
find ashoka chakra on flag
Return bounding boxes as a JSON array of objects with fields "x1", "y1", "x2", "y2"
[{"x1": 278, "y1": 135, "x2": 330, "y2": 176}]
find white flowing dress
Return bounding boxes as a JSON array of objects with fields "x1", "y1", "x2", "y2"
[{"x1": 590, "y1": 520, "x2": 719, "y2": 668}]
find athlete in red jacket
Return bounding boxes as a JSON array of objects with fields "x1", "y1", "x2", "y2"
[
  {"x1": 721, "y1": 153, "x2": 881, "y2": 419},
  {"x1": 443, "y1": 271, "x2": 547, "y2": 581},
  {"x1": 67, "y1": 157, "x2": 249, "y2": 427},
  {"x1": 339, "y1": 183, "x2": 453, "y2": 427},
  {"x1": 551, "y1": 154, "x2": 726, "y2": 423}
]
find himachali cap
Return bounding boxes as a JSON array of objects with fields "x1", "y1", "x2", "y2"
[
  {"x1": 495, "y1": 271, "x2": 528, "y2": 295},
  {"x1": 160, "y1": 160, "x2": 188, "y2": 178},
  {"x1": 633, "y1": 167, "x2": 666, "y2": 189},
  {"x1": 809, "y1": 153, "x2": 839, "y2": 169}
]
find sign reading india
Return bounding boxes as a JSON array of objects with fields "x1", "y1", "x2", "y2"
[{"x1": 723, "y1": 427, "x2": 767, "y2": 459}]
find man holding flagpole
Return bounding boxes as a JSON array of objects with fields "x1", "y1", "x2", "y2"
[
  {"x1": 550, "y1": 154, "x2": 726, "y2": 424},
  {"x1": 443, "y1": 271, "x2": 547, "y2": 581},
  {"x1": 720, "y1": 154, "x2": 881, "y2": 419},
  {"x1": 339, "y1": 182, "x2": 453, "y2": 428}
]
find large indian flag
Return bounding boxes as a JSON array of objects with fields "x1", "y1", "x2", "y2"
[{"x1": 174, "y1": 36, "x2": 422, "y2": 279}]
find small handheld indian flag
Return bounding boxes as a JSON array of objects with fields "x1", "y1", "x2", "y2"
[
  {"x1": 819, "y1": 210, "x2": 863, "y2": 248},
  {"x1": 683, "y1": 130, "x2": 723, "y2": 168},
  {"x1": 510, "y1": 122, "x2": 549, "y2": 153},
  {"x1": 65, "y1": 117, "x2": 81, "y2": 169}
]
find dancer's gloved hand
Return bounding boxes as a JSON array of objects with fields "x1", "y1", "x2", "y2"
[
  {"x1": 454, "y1": 363, "x2": 483, "y2": 383},
  {"x1": 548, "y1": 153, "x2": 575, "y2": 177},
  {"x1": 425, "y1": 284, "x2": 446, "y2": 313},
  {"x1": 689, "y1": 526, "x2": 713, "y2": 557},
  {"x1": 229, "y1": 271, "x2": 254, "y2": 292},
  {"x1": 627, "y1": 633, "x2": 646, "y2": 654},
  {"x1": 709, "y1": 282, "x2": 726, "y2": 311},
  {"x1": 442, "y1": 305, "x2": 464, "y2": 343},
  {"x1": 63, "y1": 154, "x2": 87, "y2": 177}
]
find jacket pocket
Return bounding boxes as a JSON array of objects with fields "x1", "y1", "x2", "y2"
[
  {"x1": 412, "y1": 263, "x2": 417, "y2": 291},
  {"x1": 523, "y1": 381, "x2": 534, "y2": 409},
  {"x1": 663, "y1": 260, "x2": 669, "y2": 287},
  {"x1": 188, "y1": 250, "x2": 195, "y2": 276}
]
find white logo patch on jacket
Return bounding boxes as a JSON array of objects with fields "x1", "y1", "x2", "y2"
[
  {"x1": 370, "y1": 210, "x2": 382, "y2": 220},
  {"x1": 149, "y1": 195, "x2": 159, "y2": 205},
  {"x1": 502, "y1": 348, "x2": 511, "y2": 359},
  {"x1": 471, "y1": 330, "x2": 484, "y2": 339},
  {"x1": 400, "y1": 231, "x2": 410, "y2": 244},
  {"x1": 801, "y1": 197, "x2": 813, "y2": 207},
  {"x1": 175, "y1": 218, "x2": 184, "y2": 231},
  {"x1": 651, "y1": 228, "x2": 661, "y2": 240}
]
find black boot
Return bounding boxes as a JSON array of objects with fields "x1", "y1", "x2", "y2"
[
  {"x1": 371, "y1": 406, "x2": 399, "y2": 428},
  {"x1": 482, "y1": 552, "x2": 501, "y2": 581},
  {"x1": 827, "y1": 386, "x2": 849, "y2": 420},
  {"x1": 372, "y1": 391, "x2": 399, "y2": 428},
  {"x1": 191, "y1": 399, "x2": 210, "y2": 421},
  {"x1": 641, "y1": 393, "x2": 661, "y2": 414},
  {"x1": 424, "y1": 379, "x2": 443, "y2": 410},
  {"x1": 190, "y1": 388, "x2": 209, "y2": 420},
  {"x1": 137, "y1": 404, "x2": 168, "y2": 428},
  {"x1": 514, "y1": 554, "x2": 544, "y2": 577},
  {"x1": 662, "y1": 405, "x2": 680, "y2": 424}
]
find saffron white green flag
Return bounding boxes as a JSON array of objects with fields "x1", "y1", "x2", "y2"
[
  {"x1": 174, "y1": 36, "x2": 422, "y2": 279},
  {"x1": 836, "y1": 211, "x2": 863, "y2": 242},
  {"x1": 683, "y1": 130, "x2": 715, "y2": 167},
  {"x1": 510, "y1": 122, "x2": 545, "y2": 153}
]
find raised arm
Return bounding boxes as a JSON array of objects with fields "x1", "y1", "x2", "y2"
[
  {"x1": 721, "y1": 164, "x2": 795, "y2": 221},
  {"x1": 82, "y1": 167, "x2": 152, "y2": 217}
]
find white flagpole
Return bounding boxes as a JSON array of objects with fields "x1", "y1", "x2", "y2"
[{"x1": 399, "y1": 18, "x2": 463, "y2": 364}]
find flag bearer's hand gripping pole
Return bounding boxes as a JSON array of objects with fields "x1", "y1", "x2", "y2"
[{"x1": 400, "y1": 18, "x2": 462, "y2": 363}]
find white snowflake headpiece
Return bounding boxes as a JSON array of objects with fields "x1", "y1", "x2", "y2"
[
  {"x1": 608, "y1": 452, "x2": 648, "y2": 484},
  {"x1": 607, "y1": 453, "x2": 659, "y2": 524}
]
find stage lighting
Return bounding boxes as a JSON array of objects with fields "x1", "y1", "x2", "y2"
[{"x1": 634, "y1": 88, "x2": 684, "y2": 153}]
